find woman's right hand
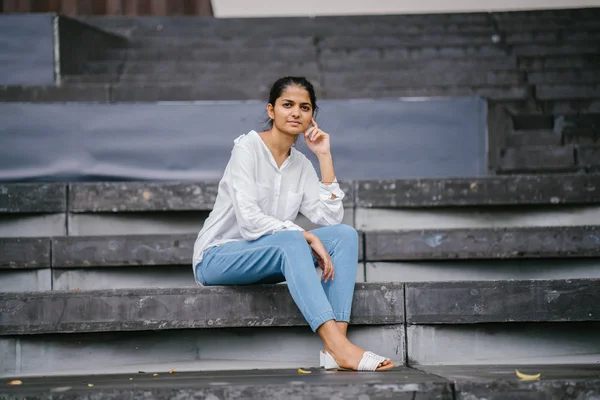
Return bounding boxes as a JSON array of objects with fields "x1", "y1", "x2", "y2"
[{"x1": 303, "y1": 232, "x2": 334, "y2": 283}]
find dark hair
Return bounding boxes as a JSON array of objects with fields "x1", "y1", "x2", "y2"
[{"x1": 265, "y1": 76, "x2": 319, "y2": 130}]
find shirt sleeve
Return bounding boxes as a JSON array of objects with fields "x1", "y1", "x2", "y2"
[
  {"x1": 299, "y1": 158, "x2": 345, "y2": 226},
  {"x1": 227, "y1": 145, "x2": 304, "y2": 241}
]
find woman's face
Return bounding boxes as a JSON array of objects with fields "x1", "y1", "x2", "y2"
[{"x1": 268, "y1": 85, "x2": 313, "y2": 135}]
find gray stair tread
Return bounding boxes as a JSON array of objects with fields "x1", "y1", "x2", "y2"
[
  {"x1": 320, "y1": 45, "x2": 510, "y2": 60},
  {"x1": 512, "y1": 44, "x2": 600, "y2": 56},
  {"x1": 405, "y1": 278, "x2": 600, "y2": 324},
  {"x1": 0, "y1": 367, "x2": 452, "y2": 399},
  {"x1": 529, "y1": 70, "x2": 600, "y2": 85},
  {"x1": 319, "y1": 34, "x2": 495, "y2": 48},
  {"x1": 51, "y1": 231, "x2": 364, "y2": 267},
  {"x1": 536, "y1": 84, "x2": 600, "y2": 100},
  {"x1": 0, "y1": 238, "x2": 51, "y2": 269},
  {"x1": 69, "y1": 181, "x2": 354, "y2": 212},
  {"x1": 365, "y1": 226, "x2": 600, "y2": 260},
  {"x1": 323, "y1": 70, "x2": 523, "y2": 87},
  {"x1": 356, "y1": 174, "x2": 600, "y2": 207},
  {"x1": 518, "y1": 55, "x2": 600, "y2": 70},
  {"x1": 0, "y1": 183, "x2": 66, "y2": 213},
  {"x1": 0, "y1": 283, "x2": 403, "y2": 335}
]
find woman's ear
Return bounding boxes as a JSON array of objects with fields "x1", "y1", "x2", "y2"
[{"x1": 267, "y1": 103, "x2": 275, "y2": 120}]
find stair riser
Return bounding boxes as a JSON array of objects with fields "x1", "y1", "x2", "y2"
[{"x1": 0, "y1": 325, "x2": 403, "y2": 378}]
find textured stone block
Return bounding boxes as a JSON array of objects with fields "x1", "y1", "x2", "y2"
[
  {"x1": 0, "y1": 283, "x2": 404, "y2": 335},
  {"x1": 537, "y1": 84, "x2": 600, "y2": 101},
  {"x1": 499, "y1": 146, "x2": 576, "y2": 173},
  {"x1": 0, "y1": 84, "x2": 110, "y2": 102},
  {"x1": 406, "y1": 279, "x2": 600, "y2": 324},
  {"x1": 53, "y1": 231, "x2": 363, "y2": 267},
  {"x1": 69, "y1": 182, "x2": 219, "y2": 212},
  {"x1": 365, "y1": 226, "x2": 600, "y2": 261},
  {"x1": 0, "y1": 238, "x2": 51, "y2": 269},
  {"x1": 506, "y1": 130, "x2": 562, "y2": 147},
  {"x1": 579, "y1": 146, "x2": 600, "y2": 168},
  {"x1": 356, "y1": 174, "x2": 600, "y2": 207},
  {"x1": 0, "y1": 183, "x2": 66, "y2": 213},
  {"x1": 69, "y1": 181, "x2": 354, "y2": 212},
  {"x1": 52, "y1": 234, "x2": 196, "y2": 267}
]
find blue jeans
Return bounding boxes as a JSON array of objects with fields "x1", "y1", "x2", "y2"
[{"x1": 195, "y1": 224, "x2": 359, "y2": 332}]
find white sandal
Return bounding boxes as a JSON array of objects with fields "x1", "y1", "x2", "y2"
[{"x1": 320, "y1": 350, "x2": 395, "y2": 371}]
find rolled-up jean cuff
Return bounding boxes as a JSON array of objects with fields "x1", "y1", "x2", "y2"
[
  {"x1": 335, "y1": 312, "x2": 351, "y2": 323},
  {"x1": 309, "y1": 311, "x2": 336, "y2": 332}
]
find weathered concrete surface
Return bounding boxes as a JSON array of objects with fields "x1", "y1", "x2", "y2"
[
  {"x1": 68, "y1": 181, "x2": 354, "y2": 212},
  {"x1": 53, "y1": 231, "x2": 363, "y2": 267},
  {"x1": 406, "y1": 279, "x2": 600, "y2": 324},
  {"x1": 66, "y1": 211, "x2": 209, "y2": 236},
  {"x1": 69, "y1": 182, "x2": 219, "y2": 212},
  {"x1": 365, "y1": 226, "x2": 600, "y2": 261},
  {"x1": 418, "y1": 364, "x2": 600, "y2": 400},
  {"x1": 0, "y1": 213, "x2": 67, "y2": 237},
  {"x1": 0, "y1": 283, "x2": 403, "y2": 335},
  {"x1": 0, "y1": 367, "x2": 450, "y2": 399},
  {"x1": 0, "y1": 237, "x2": 50, "y2": 269},
  {"x1": 52, "y1": 263, "x2": 365, "y2": 290},
  {"x1": 365, "y1": 259, "x2": 600, "y2": 283},
  {"x1": 52, "y1": 234, "x2": 197, "y2": 267},
  {"x1": 0, "y1": 269, "x2": 51, "y2": 292},
  {"x1": 408, "y1": 323, "x2": 600, "y2": 365},
  {"x1": 0, "y1": 325, "x2": 404, "y2": 378},
  {"x1": 356, "y1": 174, "x2": 600, "y2": 207},
  {"x1": 355, "y1": 205, "x2": 600, "y2": 231},
  {"x1": 0, "y1": 183, "x2": 66, "y2": 213}
]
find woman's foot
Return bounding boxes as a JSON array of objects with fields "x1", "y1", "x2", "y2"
[{"x1": 326, "y1": 341, "x2": 393, "y2": 370}]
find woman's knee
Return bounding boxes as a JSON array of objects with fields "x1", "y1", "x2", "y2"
[
  {"x1": 271, "y1": 230, "x2": 309, "y2": 250},
  {"x1": 330, "y1": 224, "x2": 359, "y2": 242}
]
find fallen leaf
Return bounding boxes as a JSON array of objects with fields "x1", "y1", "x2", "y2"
[
  {"x1": 87, "y1": 384, "x2": 94, "y2": 388},
  {"x1": 74, "y1": 288, "x2": 80, "y2": 291},
  {"x1": 7, "y1": 380, "x2": 22, "y2": 386},
  {"x1": 169, "y1": 370, "x2": 176, "y2": 374},
  {"x1": 129, "y1": 378, "x2": 133, "y2": 381},
  {"x1": 297, "y1": 368, "x2": 312, "y2": 375},
  {"x1": 516, "y1": 369, "x2": 541, "y2": 381},
  {"x1": 153, "y1": 374, "x2": 158, "y2": 377}
]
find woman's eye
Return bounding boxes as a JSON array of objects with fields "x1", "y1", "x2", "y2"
[
  {"x1": 283, "y1": 103, "x2": 291, "y2": 107},
  {"x1": 301, "y1": 106, "x2": 310, "y2": 111}
]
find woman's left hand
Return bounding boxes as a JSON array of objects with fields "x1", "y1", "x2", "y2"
[{"x1": 304, "y1": 118, "x2": 330, "y2": 156}]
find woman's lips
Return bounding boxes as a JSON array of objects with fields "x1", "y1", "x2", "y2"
[{"x1": 288, "y1": 121, "x2": 301, "y2": 126}]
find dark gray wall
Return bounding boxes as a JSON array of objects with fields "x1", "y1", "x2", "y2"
[
  {"x1": 0, "y1": 97, "x2": 486, "y2": 182},
  {"x1": 0, "y1": 14, "x2": 55, "y2": 85}
]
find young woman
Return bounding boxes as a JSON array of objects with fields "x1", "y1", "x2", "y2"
[{"x1": 192, "y1": 76, "x2": 395, "y2": 372}]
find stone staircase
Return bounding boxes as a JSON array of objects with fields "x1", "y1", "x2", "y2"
[{"x1": 1, "y1": 7, "x2": 600, "y2": 400}]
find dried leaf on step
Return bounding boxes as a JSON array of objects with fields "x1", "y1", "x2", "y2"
[
  {"x1": 169, "y1": 370, "x2": 176, "y2": 374},
  {"x1": 515, "y1": 369, "x2": 541, "y2": 381},
  {"x1": 153, "y1": 374, "x2": 158, "y2": 377},
  {"x1": 87, "y1": 384, "x2": 94, "y2": 388},
  {"x1": 297, "y1": 368, "x2": 312, "y2": 374},
  {"x1": 7, "y1": 380, "x2": 22, "y2": 386}
]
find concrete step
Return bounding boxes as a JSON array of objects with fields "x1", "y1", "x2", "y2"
[
  {"x1": 536, "y1": 84, "x2": 600, "y2": 101},
  {"x1": 319, "y1": 45, "x2": 510, "y2": 62},
  {"x1": 104, "y1": 47, "x2": 317, "y2": 62},
  {"x1": 511, "y1": 43, "x2": 600, "y2": 57},
  {"x1": 319, "y1": 34, "x2": 496, "y2": 49},
  {"x1": 518, "y1": 55, "x2": 600, "y2": 70},
  {"x1": 320, "y1": 57, "x2": 517, "y2": 72},
  {"x1": 323, "y1": 84, "x2": 529, "y2": 101},
  {"x1": 504, "y1": 29, "x2": 600, "y2": 44},
  {"x1": 1, "y1": 364, "x2": 599, "y2": 399},
  {"x1": 323, "y1": 70, "x2": 524, "y2": 88},
  {"x1": 0, "y1": 367, "x2": 453, "y2": 399},
  {"x1": 119, "y1": 61, "x2": 319, "y2": 76},
  {"x1": 365, "y1": 226, "x2": 600, "y2": 261},
  {"x1": 130, "y1": 36, "x2": 313, "y2": 49},
  {"x1": 355, "y1": 174, "x2": 600, "y2": 207},
  {"x1": 501, "y1": 145, "x2": 577, "y2": 174},
  {"x1": 529, "y1": 70, "x2": 600, "y2": 85}
]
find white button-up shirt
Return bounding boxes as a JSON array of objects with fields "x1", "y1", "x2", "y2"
[{"x1": 192, "y1": 130, "x2": 345, "y2": 275}]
